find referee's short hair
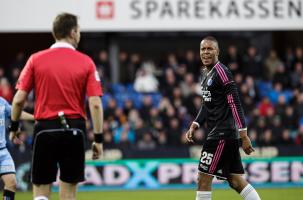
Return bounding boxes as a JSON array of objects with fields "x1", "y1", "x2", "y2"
[{"x1": 53, "y1": 13, "x2": 78, "y2": 40}]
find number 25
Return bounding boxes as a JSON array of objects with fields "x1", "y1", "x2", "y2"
[{"x1": 200, "y1": 152, "x2": 213, "y2": 165}]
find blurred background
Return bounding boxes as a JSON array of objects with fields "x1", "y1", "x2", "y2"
[{"x1": 0, "y1": 0, "x2": 303, "y2": 196}]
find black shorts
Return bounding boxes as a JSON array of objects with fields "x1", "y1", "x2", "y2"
[
  {"x1": 198, "y1": 139, "x2": 244, "y2": 180},
  {"x1": 31, "y1": 118, "x2": 86, "y2": 184}
]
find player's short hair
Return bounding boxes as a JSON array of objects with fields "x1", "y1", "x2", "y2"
[
  {"x1": 202, "y1": 36, "x2": 219, "y2": 49},
  {"x1": 52, "y1": 13, "x2": 78, "y2": 40}
]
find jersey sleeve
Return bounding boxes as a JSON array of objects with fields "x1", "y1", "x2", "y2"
[
  {"x1": 193, "y1": 103, "x2": 206, "y2": 128},
  {"x1": 86, "y1": 58, "x2": 103, "y2": 97},
  {"x1": 3, "y1": 99, "x2": 11, "y2": 118},
  {"x1": 215, "y1": 64, "x2": 247, "y2": 130},
  {"x1": 16, "y1": 55, "x2": 34, "y2": 92}
]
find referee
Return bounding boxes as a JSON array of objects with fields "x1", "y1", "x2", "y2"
[{"x1": 10, "y1": 13, "x2": 103, "y2": 200}]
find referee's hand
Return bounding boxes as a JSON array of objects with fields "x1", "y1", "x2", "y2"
[
  {"x1": 9, "y1": 131, "x2": 23, "y2": 145},
  {"x1": 92, "y1": 142, "x2": 103, "y2": 160},
  {"x1": 241, "y1": 136, "x2": 255, "y2": 155}
]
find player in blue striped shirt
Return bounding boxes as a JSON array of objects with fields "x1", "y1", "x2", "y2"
[{"x1": 0, "y1": 97, "x2": 33, "y2": 200}]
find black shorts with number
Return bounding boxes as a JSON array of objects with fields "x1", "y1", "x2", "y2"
[
  {"x1": 198, "y1": 139, "x2": 244, "y2": 180},
  {"x1": 31, "y1": 118, "x2": 86, "y2": 184}
]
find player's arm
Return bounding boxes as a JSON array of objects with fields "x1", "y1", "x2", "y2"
[
  {"x1": 186, "y1": 104, "x2": 206, "y2": 143},
  {"x1": 193, "y1": 105, "x2": 206, "y2": 129},
  {"x1": 88, "y1": 96, "x2": 104, "y2": 159},
  {"x1": 223, "y1": 74, "x2": 254, "y2": 155}
]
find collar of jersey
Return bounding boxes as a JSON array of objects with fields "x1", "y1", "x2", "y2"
[
  {"x1": 207, "y1": 61, "x2": 220, "y2": 76},
  {"x1": 50, "y1": 42, "x2": 75, "y2": 50}
]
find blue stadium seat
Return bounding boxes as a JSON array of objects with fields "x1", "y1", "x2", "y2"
[
  {"x1": 257, "y1": 81, "x2": 272, "y2": 98},
  {"x1": 111, "y1": 83, "x2": 125, "y2": 93},
  {"x1": 150, "y1": 93, "x2": 162, "y2": 107},
  {"x1": 130, "y1": 93, "x2": 143, "y2": 109},
  {"x1": 126, "y1": 84, "x2": 136, "y2": 93},
  {"x1": 101, "y1": 93, "x2": 112, "y2": 108}
]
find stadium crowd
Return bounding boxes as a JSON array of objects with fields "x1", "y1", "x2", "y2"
[{"x1": 1, "y1": 45, "x2": 303, "y2": 154}]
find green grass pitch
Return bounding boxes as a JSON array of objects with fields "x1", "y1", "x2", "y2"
[{"x1": 15, "y1": 188, "x2": 303, "y2": 200}]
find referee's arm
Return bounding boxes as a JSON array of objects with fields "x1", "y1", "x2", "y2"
[
  {"x1": 10, "y1": 90, "x2": 28, "y2": 144},
  {"x1": 11, "y1": 90, "x2": 28, "y2": 121},
  {"x1": 88, "y1": 96, "x2": 104, "y2": 160}
]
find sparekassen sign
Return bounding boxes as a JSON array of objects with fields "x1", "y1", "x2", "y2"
[{"x1": 0, "y1": 0, "x2": 302, "y2": 32}]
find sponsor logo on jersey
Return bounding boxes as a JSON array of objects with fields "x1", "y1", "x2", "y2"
[
  {"x1": 199, "y1": 164, "x2": 208, "y2": 171},
  {"x1": 207, "y1": 78, "x2": 213, "y2": 86},
  {"x1": 201, "y1": 86, "x2": 212, "y2": 102}
]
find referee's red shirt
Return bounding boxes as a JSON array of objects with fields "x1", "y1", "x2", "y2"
[{"x1": 16, "y1": 42, "x2": 103, "y2": 120}]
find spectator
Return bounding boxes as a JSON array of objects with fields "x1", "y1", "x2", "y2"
[
  {"x1": 293, "y1": 46, "x2": 303, "y2": 68},
  {"x1": 183, "y1": 50, "x2": 200, "y2": 77},
  {"x1": 242, "y1": 46, "x2": 263, "y2": 79},
  {"x1": 224, "y1": 45, "x2": 242, "y2": 74},
  {"x1": 0, "y1": 77, "x2": 14, "y2": 102},
  {"x1": 113, "y1": 123, "x2": 135, "y2": 145},
  {"x1": 167, "y1": 117, "x2": 182, "y2": 146},
  {"x1": 95, "y1": 50, "x2": 111, "y2": 83},
  {"x1": 282, "y1": 106, "x2": 298, "y2": 130},
  {"x1": 258, "y1": 97, "x2": 274, "y2": 117},
  {"x1": 180, "y1": 73, "x2": 197, "y2": 98},
  {"x1": 283, "y1": 47, "x2": 294, "y2": 69},
  {"x1": 264, "y1": 50, "x2": 283, "y2": 80},
  {"x1": 134, "y1": 62, "x2": 159, "y2": 93},
  {"x1": 290, "y1": 62, "x2": 303, "y2": 88},
  {"x1": 278, "y1": 129, "x2": 294, "y2": 146},
  {"x1": 273, "y1": 64, "x2": 290, "y2": 88},
  {"x1": 295, "y1": 125, "x2": 303, "y2": 145},
  {"x1": 259, "y1": 129, "x2": 275, "y2": 146},
  {"x1": 137, "y1": 131, "x2": 156, "y2": 150}
]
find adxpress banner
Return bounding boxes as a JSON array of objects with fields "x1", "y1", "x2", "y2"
[
  {"x1": 0, "y1": 0, "x2": 303, "y2": 32},
  {"x1": 54, "y1": 157, "x2": 302, "y2": 190}
]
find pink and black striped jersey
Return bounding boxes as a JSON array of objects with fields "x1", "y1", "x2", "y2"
[{"x1": 194, "y1": 61, "x2": 247, "y2": 140}]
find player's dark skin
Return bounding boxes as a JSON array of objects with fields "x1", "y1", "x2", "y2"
[{"x1": 186, "y1": 39, "x2": 254, "y2": 193}]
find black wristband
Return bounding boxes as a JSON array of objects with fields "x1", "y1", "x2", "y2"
[
  {"x1": 94, "y1": 133, "x2": 103, "y2": 143},
  {"x1": 9, "y1": 120, "x2": 20, "y2": 132}
]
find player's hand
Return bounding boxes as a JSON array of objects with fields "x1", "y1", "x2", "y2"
[
  {"x1": 92, "y1": 142, "x2": 103, "y2": 160},
  {"x1": 186, "y1": 128, "x2": 195, "y2": 143},
  {"x1": 9, "y1": 131, "x2": 23, "y2": 145},
  {"x1": 241, "y1": 136, "x2": 255, "y2": 155}
]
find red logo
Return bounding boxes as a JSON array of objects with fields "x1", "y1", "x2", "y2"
[{"x1": 96, "y1": 0, "x2": 114, "y2": 19}]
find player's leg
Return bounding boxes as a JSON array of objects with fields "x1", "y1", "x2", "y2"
[
  {"x1": 228, "y1": 175, "x2": 261, "y2": 200},
  {"x1": 2, "y1": 174, "x2": 17, "y2": 200},
  {"x1": 196, "y1": 172, "x2": 213, "y2": 200},
  {"x1": 196, "y1": 139, "x2": 226, "y2": 200},
  {"x1": 33, "y1": 184, "x2": 51, "y2": 200},
  {"x1": 59, "y1": 181, "x2": 77, "y2": 200},
  {"x1": 227, "y1": 139, "x2": 261, "y2": 200},
  {"x1": 0, "y1": 148, "x2": 17, "y2": 200}
]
